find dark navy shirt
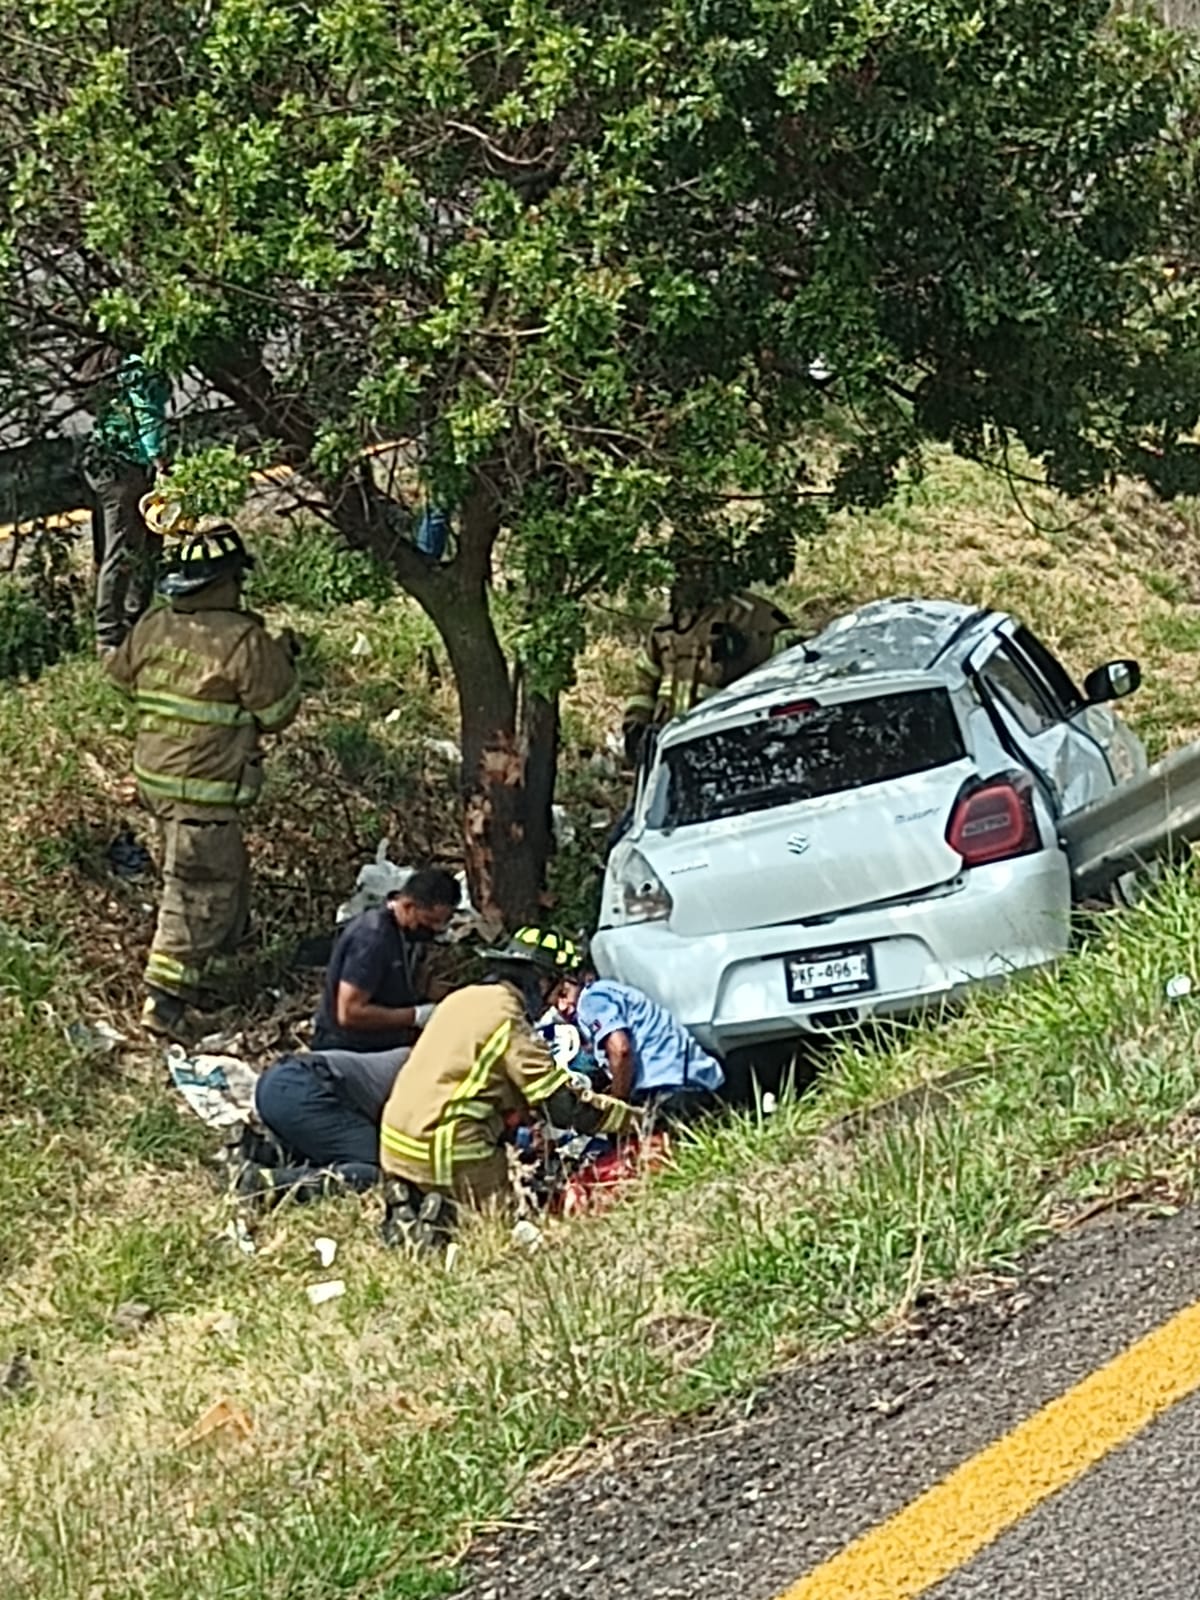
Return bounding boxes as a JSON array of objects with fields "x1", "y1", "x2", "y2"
[{"x1": 313, "y1": 904, "x2": 423, "y2": 1052}]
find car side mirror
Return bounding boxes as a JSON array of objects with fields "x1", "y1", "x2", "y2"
[{"x1": 1083, "y1": 659, "x2": 1141, "y2": 704}]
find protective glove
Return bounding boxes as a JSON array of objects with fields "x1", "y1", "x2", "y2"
[
  {"x1": 278, "y1": 627, "x2": 305, "y2": 662},
  {"x1": 573, "y1": 1078, "x2": 644, "y2": 1137},
  {"x1": 413, "y1": 1003, "x2": 436, "y2": 1029}
]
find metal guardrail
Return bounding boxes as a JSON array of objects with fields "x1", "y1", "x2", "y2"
[{"x1": 1061, "y1": 739, "x2": 1200, "y2": 897}]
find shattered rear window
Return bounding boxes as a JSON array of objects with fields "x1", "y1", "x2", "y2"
[{"x1": 648, "y1": 688, "x2": 965, "y2": 829}]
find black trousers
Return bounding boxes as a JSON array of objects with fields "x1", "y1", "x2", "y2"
[{"x1": 255, "y1": 1057, "x2": 380, "y2": 1193}]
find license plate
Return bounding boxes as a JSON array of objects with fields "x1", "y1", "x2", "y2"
[{"x1": 785, "y1": 944, "x2": 876, "y2": 1003}]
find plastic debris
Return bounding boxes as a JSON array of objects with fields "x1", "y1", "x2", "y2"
[
  {"x1": 349, "y1": 631, "x2": 372, "y2": 658},
  {"x1": 313, "y1": 1237, "x2": 338, "y2": 1269},
  {"x1": 552, "y1": 805, "x2": 577, "y2": 848},
  {"x1": 443, "y1": 1242, "x2": 460, "y2": 1274},
  {"x1": 107, "y1": 830, "x2": 153, "y2": 880},
  {"x1": 336, "y1": 840, "x2": 486, "y2": 943},
  {"x1": 175, "y1": 1397, "x2": 254, "y2": 1449},
  {"x1": 112, "y1": 1301, "x2": 155, "y2": 1338},
  {"x1": 305, "y1": 1279, "x2": 346, "y2": 1307},
  {"x1": 420, "y1": 736, "x2": 461, "y2": 764},
  {"x1": 511, "y1": 1219, "x2": 544, "y2": 1257},
  {"x1": 762, "y1": 1092, "x2": 779, "y2": 1117},
  {"x1": 169, "y1": 1051, "x2": 260, "y2": 1130},
  {"x1": 222, "y1": 1217, "x2": 257, "y2": 1256},
  {"x1": 1166, "y1": 974, "x2": 1193, "y2": 1001},
  {"x1": 195, "y1": 1029, "x2": 244, "y2": 1054},
  {"x1": 67, "y1": 1019, "x2": 126, "y2": 1055}
]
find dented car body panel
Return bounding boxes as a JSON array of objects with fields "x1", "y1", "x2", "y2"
[{"x1": 592, "y1": 598, "x2": 1149, "y2": 1054}]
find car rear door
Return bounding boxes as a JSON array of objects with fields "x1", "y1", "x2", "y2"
[{"x1": 967, "y1": 624, "x2": 1119, "y2": 815}]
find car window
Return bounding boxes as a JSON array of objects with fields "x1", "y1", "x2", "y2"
[
  {"x1": 979, "y1": 646, "x2": 1060, "y2": 736},
  {"x1": 1012, "y1": 625, "x2": 1084, "y2": 713},
  {"x1": 647, "y1": 688, "x2": 966, "y2": 829}
]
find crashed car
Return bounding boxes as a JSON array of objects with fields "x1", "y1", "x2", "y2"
[{"x1": 592, "y1": 598, "x2": 1146, "y2": 1055}]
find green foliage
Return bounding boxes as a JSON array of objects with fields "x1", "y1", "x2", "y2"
[
  {"x1": 245, "y1": 521, "x2": 396, "y2": 611},
  {"x1": 164, "y1": 443, "x2": 259, "y2": 520},
  {"x1": 0, "y1": 550, "x2": 80, "y2": 681},
  {"x1": 1, "y1": 0, "x2": 1198, "y2": 708}
]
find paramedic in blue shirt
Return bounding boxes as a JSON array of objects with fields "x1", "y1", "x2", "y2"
[{"x1": 553, "y1": 967, "x2": 724, "y2": 1117}]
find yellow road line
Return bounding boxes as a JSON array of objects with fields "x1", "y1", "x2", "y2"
[{"x1": 779, "y1": 1297, "x2": 1200, "y2": 1600}]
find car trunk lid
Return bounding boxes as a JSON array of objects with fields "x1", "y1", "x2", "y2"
[{"x1": 640, "y1": 685, "x2": 973, "y2": 937}]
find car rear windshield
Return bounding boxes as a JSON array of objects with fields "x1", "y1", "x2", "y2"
[{"x1": 647, "y1": 687, "x2": 966, "y2": 829}]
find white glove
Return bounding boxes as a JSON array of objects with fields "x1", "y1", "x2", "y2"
[{"x1": 413, "y1": 1003, "x2": 436, "y2": 1029}]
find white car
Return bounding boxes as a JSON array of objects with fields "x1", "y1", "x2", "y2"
[{"x1": 592, "y1": 599, "x2": 1146, "y2": 1057}]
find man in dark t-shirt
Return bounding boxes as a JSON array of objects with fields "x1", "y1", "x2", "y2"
[{"x1": 312, "y1": 867, "x2": 461, "y2": 1051}]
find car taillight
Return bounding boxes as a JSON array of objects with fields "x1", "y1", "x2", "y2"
[
  {"x1": 618, "y1": 849, "x2": 674, "y2": 924},
  {"x1": 946, "y1": 775, "x2": 1041, "y2": 867}
]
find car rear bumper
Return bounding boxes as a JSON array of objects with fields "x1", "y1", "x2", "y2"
[{"x1": 590, "y1": 852, "x2": 1072, "y2": 1055}]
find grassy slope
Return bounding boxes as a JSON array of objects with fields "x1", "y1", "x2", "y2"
[{"x1": 4, "y1": 454, "x2": 1200, "y2": 1598}]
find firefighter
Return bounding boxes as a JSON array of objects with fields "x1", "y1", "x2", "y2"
[
  {"x1": 621, "y1": 574, "x2": 793, "y2": 766},
  {"x1": 107, "y1": 525, "x2": 301, "y2": 1040},
  {"x1": 379, "y1": 926, "x2": 640, "y2": 1251}
]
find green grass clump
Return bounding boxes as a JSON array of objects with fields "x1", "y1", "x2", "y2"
[{"x1": 246, "y1": 520, "x2": 396, "y2": 611}]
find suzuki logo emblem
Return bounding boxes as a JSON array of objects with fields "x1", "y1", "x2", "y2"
[{"x1": 787, "y1": 833, "x2": 810, "y2": 856}]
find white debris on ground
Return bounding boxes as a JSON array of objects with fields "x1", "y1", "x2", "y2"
[
  {"x1": 167, "y1": 1048, "x2": 259, "y2": 1130},
  {"x1": 66, "y1": 1019, "x2": 126, "y2": 1054},
  {"x1": 305, "y1": 1279, "x2": 346, "y2": 1307},
  {"x1": 335, "y1": 839, "x2": 488, "y2": 941},
  {"x1": 417, "y1": 735, "x2": 462, "y2": 763}
]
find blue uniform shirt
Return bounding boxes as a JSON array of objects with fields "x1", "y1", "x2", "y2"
[{"x1": 576, "y1": 980, "x2": 724, "y2": 1099}]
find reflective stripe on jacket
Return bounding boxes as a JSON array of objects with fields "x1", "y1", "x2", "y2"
[
  {"x1": 107, "y1": 581, "x2": 300, "y2": 813},
  {"x1": 379, "y1": 982, "x2": 570, "y2": 1188},
  {"x1": 621, "y1": 592, "x2": 791, "y2": 736}
]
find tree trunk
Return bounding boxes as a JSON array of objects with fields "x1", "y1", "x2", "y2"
[
  {"x1": 423, "y1": 575, "x2": 547, "y2": 927},
  {"x1": 198, "y1": 367, "x2": 558, "y2": 926},
  {"x1": 522, "y1": 681, "x2": 559, "y2": 882}
]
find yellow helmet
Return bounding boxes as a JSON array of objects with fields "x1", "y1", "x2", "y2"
[
  {"x1": 139, "y1": 487, "x2": 192, "y2": 538},
  {"x1": 484, "y1": 925, "x2": 581, "y2": 975}
]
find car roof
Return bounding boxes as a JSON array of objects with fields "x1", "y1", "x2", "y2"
[{"x1": 662, "y1": 597, "x2": 1003, "y2": 741}]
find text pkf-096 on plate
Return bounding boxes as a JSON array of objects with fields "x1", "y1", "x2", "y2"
[{"x1": 786, "y1": 944, "x2": 876, "y2": 1003}]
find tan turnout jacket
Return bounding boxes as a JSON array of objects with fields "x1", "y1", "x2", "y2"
[
  {"x1": 622, "y1": 591, "x2": 791, "y2": 748},
  {"x1": 380, "y1": 981, "x2": 636, "y2": 1190},
  {"x1": 107, "y1": 581, "x2": 300, "y2": 816}
]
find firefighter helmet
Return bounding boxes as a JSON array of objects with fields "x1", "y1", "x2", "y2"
[
  {"x1": 483, "y1": 925, "x2": 581, "y2": 976},
  {"x1": 158, "y1": 525, "x2": 255, "y2": 599}
]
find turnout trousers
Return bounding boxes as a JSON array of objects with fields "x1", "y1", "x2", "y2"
[
  {"x1": 86, "y1": 460, "x2": 159, "y2": 649},
  {"x1": 144, "y1": 802, "x2": 249, "y2": 1004}
]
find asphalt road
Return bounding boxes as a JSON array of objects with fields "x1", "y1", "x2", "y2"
[
  {"x1": 930, "y1": 1386, "x2": 1200, "y2": 1599},
  {"x1": 457, "y1": 1205, "x2": 1200, "y2": 1600}
]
